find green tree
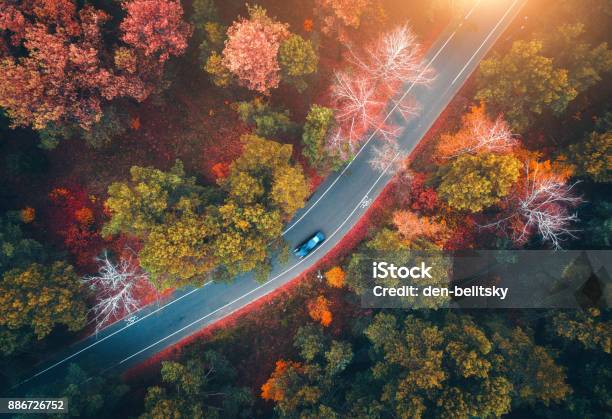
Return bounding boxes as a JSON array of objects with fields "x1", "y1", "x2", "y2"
[
  {"x1": 0, "y1": 212, "x2": 45, "y2": 275},
  {"x1": 104, "y1": 161, "x2": 220, "y2": 288},
  {"x1": 279, "y1": 34, "x2": 318, "y2": 92},
  {"x1": 582, "y1": 200, "x2": 612, "y2": 248},
  {"x1": 566, "y1": 130, "x2": 611, "y2": 183},
  {"x1": 541, "y1": 23, "x2": 612, "y2": 94},
  {"x1": 301, "y1": 105, "x2": 339, "y2": 170},
  {"x1": 476, "y1": 40, "x2": 577, "y2": 131},
  {"x1": 438, "y1": 153, "x2": 522, "y2": 212},
  {"x1": 141, "y1": 351, "x2": 253, "y2": 419},
  {"x1": 205, "y1": 52, "x2": 233, "y2": 87},
  {"x1": 0, "y1": 262, "x2": 87, "y2": 355},
  {"x1": 234, "y1": 98, "x2": 296, "y2": 138},
  {"x1": 552, "y1": 308, "x2": 611, "y2": 354},
  {"x1": 25, "y1": 364, "x2": 129, "y2": 419}
]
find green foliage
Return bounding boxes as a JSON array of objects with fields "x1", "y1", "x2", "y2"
[
  {"x1": 81, "y1": 106, "x2": 129, "y2": 149},
  {"x1": 476, "y1": 40, "x2": 577, "y2": 131},
  {"x1": 302, "y1": 104, "x2": 340, "y2": 170},
  {"x1": 26, "y1": 364, "x2": 129, "y2": 418},
  {"x1": 552, "y1": 308, "x2": 611, "y2": 353},
  {"x1": 0, "y1": 212, "x2": 45, "y2": 275},
  {"x1": 438, "y1": 153, "x2": 522, "y2": 212},
  {"x1": 104, "y1": 161, "x2": 219, "y2": 288},
  {"x1": 141, "y1": 351, "x2": 253, "y2": 419},
  {"x1": 205, "y1": 52, "x2": 233, "y2": 87},
  {"x1": 566, "y1": 130, "x2": 611, "y2": 182},
  {"x1": 199, "y1": 21, "x2": 227, "y2": 62},
  {"x1": 541, "y1": 23, "x2": 612, "y2": 94},
  {"x1": 279, "y1": 34, "x2": 318, "y2": 92},
  {"x1": 191, "y1": 0, "x2": 218, "y2": 26},
  {"x1": 583, "y1": 201, "x2": 612, "y2": 248},
  {"x1": 0, "y1": 262, "x2": 87, "y2": 355},
  {"x1": 234, "y1": 98, "x2": 296, "y2": 138},
  {"x1": 105, "y1": 137, "x2": 308, "y2": 287}
]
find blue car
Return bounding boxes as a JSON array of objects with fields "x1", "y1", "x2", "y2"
[{"x1": 293, "y1": 231, "x2": 326, "y2": 258}]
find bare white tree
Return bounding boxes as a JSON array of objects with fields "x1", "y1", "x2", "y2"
[
  {"x1": 84, "y1": 251, "x2": 153, "y2": 332},
  {"x1": 347, "y1": 24, "x2": 435, "y2": 88},
  {"x1": 441, "y1": 113, "x2": 518, "y2": 159},
  {"x1": 369, "y1": 140, "x2": 403, "y2": 173},
  {"x1": 483, "y1": 163, "x2": 583, "y2": 249},
  {"x1": 327, "y1": 24, "x2": 434, "y2": 157}
]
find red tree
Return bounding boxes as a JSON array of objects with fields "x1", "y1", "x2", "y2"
[
  {"x1": 222, "y1": 5, "x2": 289, "y2": 93},
  {"x1": 0, "y1": 0, "x2": 190, "y2": 130},
  {"x1": 120, "y1": 0, "x2": 191, "y2": 64}
]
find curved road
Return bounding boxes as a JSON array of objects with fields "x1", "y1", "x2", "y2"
[{"x1": 10, "y1": 0, "x2": 526, "y2": 394}]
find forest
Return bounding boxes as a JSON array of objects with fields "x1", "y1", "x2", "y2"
[{"x1": 0, "y1": 0, "x2": 610, "y2": 417}]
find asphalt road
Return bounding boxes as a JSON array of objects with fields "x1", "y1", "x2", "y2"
[{"x1": 9, "y1": 0, "x2": 526, "y2": 395}]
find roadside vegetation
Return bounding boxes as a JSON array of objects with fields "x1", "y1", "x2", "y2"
[{"x1": 0, "y1": 0, "x2": 610, "y2": 417}]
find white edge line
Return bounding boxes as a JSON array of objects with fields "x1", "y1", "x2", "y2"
[
  {"x1": 16, "y1": 283, "x2": 211, "y2": 386},
  {"x1": 452, "y1": 0, "x2": 520, "y2": 85},
  {"x1": 19, "y1": 0, "x2": 521, "y2": 386},
  {"x1": 281, "y1": 26, "x2": 460, "y2": 236}
]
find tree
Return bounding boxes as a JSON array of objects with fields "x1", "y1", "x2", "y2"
[
  {"x1": 582, "y1": 200, "x2": 612, "y2": 248},
  {"x1": 279, "y1": 34, "x2": 318, "y2": 92},
  {"x1": 566, "y1": 130, "x2": 611, "y2": 183},
  {"x1": 120, "y1": 0, "x2": 192, "y2": 64},
  {"x1": 368, "y1": 140, "x2": 402, "y2": 173},
  {"x1": 325, "y1": 267, "x2": 345, "y2": 288},
  {"x1": 314, "y1": 0, "x2": 377, "y2": 42},
  {"x1": 141, "y1": 351, "x2": 253, "y2": 418},
  {"x1": 222, "y1": 5, "x2": 289, "y2": 93},
  {"x1": 307, "y1": 296, "x2": 333, "y2": 326},
  {"x1": 223, "y1": 134, "x2": 309, "y2": 219},
  {"x1": 0, "y1": 212, "x2": 45, "y2": 275},
  {"x1": 485, "y1": 160, "x2": 582, "y2": 249},
  {"x1": 0, "y1": 262, "x2": 87, "y2": 354},
  {"x1": 365, "y1": 313, "x2": 569, "y2": 417},
  {"x1": 0, "y1": 0, "x2": 190, "y2": 134},
  {"x1": 435, "y1": 103, "x2": 518, "y2": 159},
  {"x1": 329, "y1": 25, "x2": 431, "y2": 156},
  {"x1": 84, "y1": 251, "x2": 154, "y2": 333},
  {"x1": 392, "y1": 210, "x2": 445, "y2": 243},
  {"x1": 234, "y1": 98, "x2": 296, "y2": 138},
  {"x1": 492, "y1": 326, "x2": 571, "y2": 405},
  {"x1": 261, "y1": 327, "x2": 354, "y2": 417},
  {"x1": 205, "y1": 52, "x2": 233, "y2": 87},
  {"x1": 552, "y1": 308, "x2": 611, "y2": 354},
  {"x1": 438, "y1": 153, "x2": 522, "y2": 212},
  {"x1": 28, "y1": 364, "x2": 129, "y2": 418},
  {"x1": 104, "y1": 161, "x2": 218, "y2": 288},
  {"x1": 541, "y1": 23, "x2": 612, "y2": 95},
  {"x1": 301, "y1": 105, "x2": 338, "y2": 169},
  {"x1": 476, "y1": 40, "x2": 577, "y2": 131}
]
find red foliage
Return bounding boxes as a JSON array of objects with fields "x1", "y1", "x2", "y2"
[
  {"x1": 47, "y1": 186, "x2": 106, "y2": 269},
  {"x1": 0, "y1": 0, "x2": 190, "y2": 130},
  {"x1": 120, "y1": 0, "x2": 191, "y2": 64},
  {"x1": 222, "y1": 6, "x2": 289, "y2": 93},
  {"x1": 407, "y1": 173, "x2": 438, "y2": 212}
]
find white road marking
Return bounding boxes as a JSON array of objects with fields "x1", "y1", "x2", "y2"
[
  {"x1": 20, "y1": 0, "x2": 522, "y2": 385},
  {"x1": 281, "y1": 25, "x2": 461, "y2": 236},
  {"x1": 17, "y1": 284, "x2": 210, "y2": 386},
  {"x1": 465, "y1": 0, "x2": 483, "y2": 20},
  {"x1": 452, "y1": 0, "x2": 520, "y2": 85},
  {"x1": 116, "y1": 0, "x2": 522, "y2": 367}
]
